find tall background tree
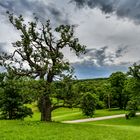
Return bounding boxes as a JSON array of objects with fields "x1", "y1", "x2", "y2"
[
  {"x1": 0, "y1": 12, "x2": 86, "y2": 121},
  {"x1": 128, "y1": 63, "x2": 140, "y2": 80},
  {"x1": 125, "y1": 63, "x2": 140, "y2": 117},
  {"x1": 109, "y1": 72, "x2": 126, "y2": 109}
]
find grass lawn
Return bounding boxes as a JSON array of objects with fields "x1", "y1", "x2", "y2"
[
  {"x1": 0, "y1": 107, "x2": 139, "y2": 140},
  {"x1": 85, "y1": 115, "x2": 140, "y2": 126},
  {"x1": 25, "y1": 107, "x2": 127, "y2": 122},
  {"x1": 0, "y1": 116, "x2": 140, "y2": 140}
]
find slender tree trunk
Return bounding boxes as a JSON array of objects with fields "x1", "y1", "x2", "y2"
[
  {"x1": 108, "y1": 94, "x2": 111, "y2": 109},
  {"x1": 40, "y1": 95, "x2": 52, "y2": 122},
  {"x1": 119, "y1": 93, "x2": 123, "y2": 110},
  {"x1": 9, "y1": 109, "x2": 13, "y2": 120}
]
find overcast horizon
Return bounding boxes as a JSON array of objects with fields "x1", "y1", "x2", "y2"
[{"x1": 0, "y1": 0, "x2": 140, "y2": 79}]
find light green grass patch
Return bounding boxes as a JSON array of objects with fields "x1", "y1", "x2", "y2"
[
  {"x1": 0, "y1": 117, "x2": 140, "y2": 140},
  {"x1": 25, "y1": 107, "x2": 127, "y2": 122}
]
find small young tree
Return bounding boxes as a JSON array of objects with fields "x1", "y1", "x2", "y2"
[
  {"x1": 126, "y1": 99, "x2": 138, "y2": 118},
  {"x1": 81, "y1": 92, "x2": 98, "y2": 117},
  {"x1": 0, "y1": 73, "x2": 33, "y2": 120},
  {"x1": 0, "y1": 12, "x2": 86, "y2": 121}
]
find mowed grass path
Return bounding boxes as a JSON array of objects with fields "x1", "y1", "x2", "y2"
[{"x1": 0, "y1": 116, "x2": 140, "y2": 140}]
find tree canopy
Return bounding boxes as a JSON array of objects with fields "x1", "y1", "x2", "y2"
[
  {"x1": 0, "y1": 73, "x2": 33, "y2": 120},
  {"x1": 109, "y1": 72, "x2": 126, "y2": 109},
  {"x1": 0, "y1": 12, "x2": 86, "y2": 121}
]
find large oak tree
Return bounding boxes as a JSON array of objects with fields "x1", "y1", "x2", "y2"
[{"x1": 0, "y1": 12, "x2": 86, "y2": 121}]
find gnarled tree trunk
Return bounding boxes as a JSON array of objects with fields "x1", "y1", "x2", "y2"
[
  {"x1": 40, "y1": 95, "x2": 52, "y2": 122},
  {"x1": 39, "y1": 71, "x2": 53, "y2": 122}
]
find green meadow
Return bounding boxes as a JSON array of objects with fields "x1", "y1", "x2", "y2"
[
  {"x1": 0, "y1": 108, "x2": 140, "y2": 140},
  {"x1": 26, "y1": 107, "x2": 126, "y2": 122}
]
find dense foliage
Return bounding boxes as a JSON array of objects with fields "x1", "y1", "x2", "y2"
[
  {"x1": 81, "y1": 92, "x2": 98, "y2": 117},
  {"x1": 0, "y1": 73, "x2": 33, "y2": 119},
  {"x1": 0, "y1": 63, "x2": 139, "y2": 119},
  {"x1": 125, "y1": 63, "x2": 140, "y2": 117},
  {"x1": 109, "y1": 72, "x2": 127, "y2": 109}
]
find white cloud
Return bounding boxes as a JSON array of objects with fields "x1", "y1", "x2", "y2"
[{"x1": 68, "y1": 7, "x2": 140, "y2": 65}]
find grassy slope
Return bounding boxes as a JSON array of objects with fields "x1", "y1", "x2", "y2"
[
  {"x1": 25, "y1": 108, "x2": 127, "y2": 122},
  {"x1": 53, "y1": 108, "x2": 127, "y2": 121},
  {"x1": 0, "y1": 116, "x2": 140, "y2": 140},
  {"x1": 0, "y1": 108, "x2": 139, "y2": 140}
]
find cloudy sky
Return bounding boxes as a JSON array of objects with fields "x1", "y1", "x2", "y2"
[{"x1": 0, "y1": 0, "x2": 140, "y2": 79}]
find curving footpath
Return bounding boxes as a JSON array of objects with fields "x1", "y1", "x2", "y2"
[{"x1": 62, "y1": 112, "x2": 140, "y2": 123}]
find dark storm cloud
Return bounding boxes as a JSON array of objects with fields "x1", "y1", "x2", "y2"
[
  {"x1": 46, "y1": 4, "x2": 70, "y2": 25},
  {"x1": 72, "y1": 46, "x2": 129, "y2": 78},
  {"x1": 0, "y1": 0, "x2": 46, "y2": 15},
  {"x1": 89, "y1": 46, "x2": 108, "y2": 66},
  {"x1": 72, "y1": 0, "x2": 140, "y2": 23},
  {"x1": 0, "y1": 0, "x2": 70, "y2": 24},
  {"x1": 71, "y1": 0, "x2": 115, "y2": 13},
  {"x1": 115, "y1": 46, "x2": 128, "y2": 58},
  {"x1": 78, "y1": 45, "x2": 128, "y2": 66}
]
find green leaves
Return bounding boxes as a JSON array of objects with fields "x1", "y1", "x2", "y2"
[
  {"x1": 125, "y1": 63, "x2": 140, "y2": 117},
  {"x1": 109, "y1": 72, "x2": 126, "y2": 89},
  {"x1": 0, "y1": 12, "x2": 87, "y2": 121},
  {"x1": 0, "y1": 75, "x2": 33, "y2": 120},
  {"x1": 128, "y1": 63, "x2": 140, "y2": 80},
  {"x1": 109, "y1": 72, "x2": 127, "y2": 109},
  {"x1": 2, "y1": 12, "x2": 86, "y2": 82},
  {"x1": 81, "y1": 92, "x2": 98, "y2": 117}
]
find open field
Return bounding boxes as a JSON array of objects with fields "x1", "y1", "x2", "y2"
[
  {"x1": 0, "y1": 116, "x2": 140, "y2": 140},
  {"x1": 1, "y1": 108, "x2": 140, "y2": 140}
]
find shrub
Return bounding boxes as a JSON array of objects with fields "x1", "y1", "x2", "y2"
[
  {"x1": 96, "y1": 101, "x2": 105, "y2": 109},
  {"x1": 81, "y1": 92, "x2": 98, "y2": 117},
  {"x1": 0, "y1": 78, "x2": 33, "y2": 120},
  {"x1": 126, "y1": 99, "x2": 138, "y2": 119}
]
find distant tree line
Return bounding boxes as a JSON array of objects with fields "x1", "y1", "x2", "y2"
[{"x1": 0, "y1": 63, "x2": 139, "y2": 119}]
